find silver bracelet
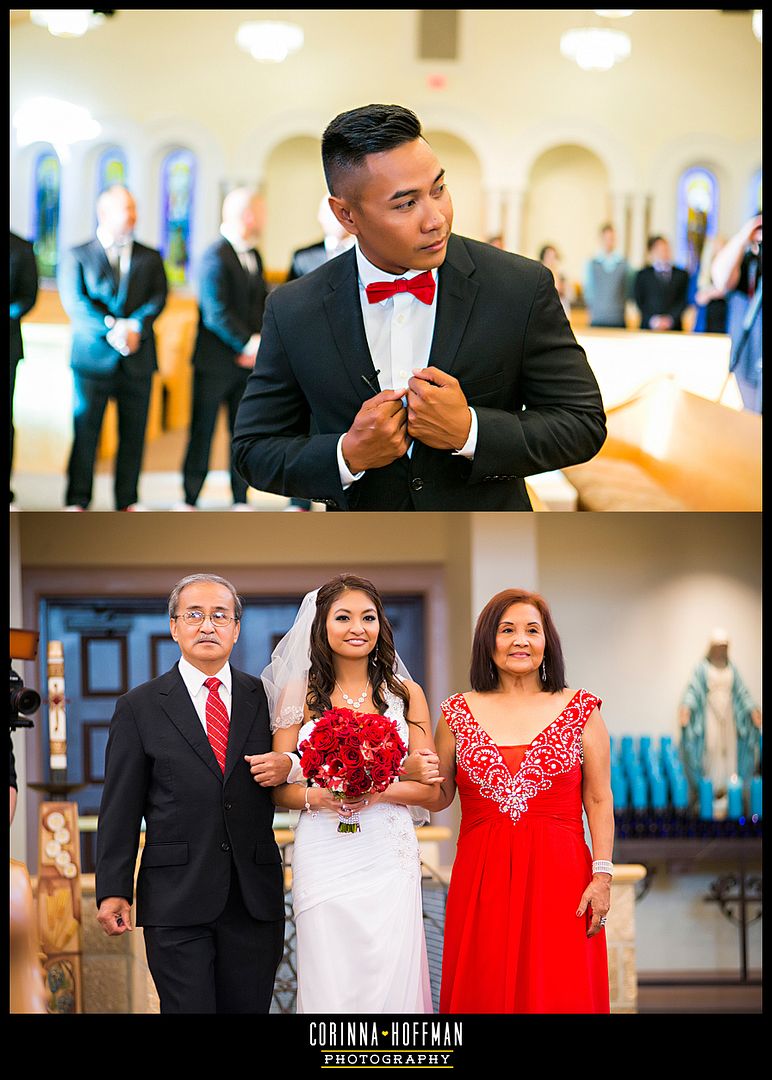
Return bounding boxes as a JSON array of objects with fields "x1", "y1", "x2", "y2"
[
  {"x1": 592, "y1": 859, "x2": 613, "y2": 876},
  {"x1": 303, "y1": 787, "x2": 313, "y2": 812}
]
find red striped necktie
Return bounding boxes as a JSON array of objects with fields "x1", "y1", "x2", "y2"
[{"x1": 204, "y1": 676, "x2": 229, "y2": 773}]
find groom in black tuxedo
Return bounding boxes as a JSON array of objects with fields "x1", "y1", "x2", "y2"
[
  {"x1": 95, "y1": 574, "x2": 288, "y2": 1013},
  {"x1": 233, "y1": 104, "x2": 606, "y2": 510},
  {"x1": 58, "y1": 185, "x2": 167, "y2": 510}
]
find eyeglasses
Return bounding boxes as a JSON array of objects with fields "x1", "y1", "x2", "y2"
[{"x1": 173, "y1": 611, "x2": 237, "y2": 627}]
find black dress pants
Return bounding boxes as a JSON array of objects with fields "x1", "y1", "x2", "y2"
[
  {"x1": 142, "y1": 871, "x2": 285, "y2": 1014},
  {"x1": 182, "y1": 366, "x2": 250, "y2": 505},
  {"x1": 66, "y1": 364, "x2": 152, "y2": 509}
]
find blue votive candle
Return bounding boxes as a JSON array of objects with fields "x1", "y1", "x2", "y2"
[
  {"x1": 727, "y1": 776, "x2": 743, "y2": 819},
  {"x1": 650, "y1": 773, "x2": 668, "y2": 811},
  {"x1": 672, "y1": 773, "x2": 689, "y2": 810},
  {"x1": 630, "y1": 772, "x2": 648, "y2": 811},
  {"x1": 698, "y1": 777, "x2": 713, "y2": 819}
]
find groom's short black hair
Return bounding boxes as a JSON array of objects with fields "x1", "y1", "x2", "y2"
[{"x1": 322, "y1": 104, "x2": 423, "y2": 197}]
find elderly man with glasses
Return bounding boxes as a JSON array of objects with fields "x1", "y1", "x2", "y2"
[{"x1": 95, "y1": 573, "x2": 292, "y2": 1013}]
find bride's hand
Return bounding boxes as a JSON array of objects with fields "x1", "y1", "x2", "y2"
[{"x1": 306, "y1": 789, "x2": 371, "y2": 815}]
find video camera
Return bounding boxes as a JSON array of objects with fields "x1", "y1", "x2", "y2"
[{"x1": 10, "y1": 628, "x2": 41, "y2": 732}]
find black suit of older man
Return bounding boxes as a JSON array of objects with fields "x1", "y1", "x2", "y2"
[
  {"x1": 232, "y1": 234, "x2": 606, "y2": 510},
  {"x1": 58, "y1": 237, "x2": 167, "y2": 509},
  {"x1": 95, "y1": 663, "x2": 284, "y2": 1012}
]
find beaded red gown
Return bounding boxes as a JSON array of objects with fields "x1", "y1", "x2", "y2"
[{"x1": 439, "y1": 689, "x2": 610, "y2": 1013}]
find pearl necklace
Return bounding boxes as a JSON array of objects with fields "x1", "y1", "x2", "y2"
[{"x1": 336, "y1": 679, "x2": 369, "y2": 710}]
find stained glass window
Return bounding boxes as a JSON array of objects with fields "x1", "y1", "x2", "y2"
[
  {"x1": 160, "y1": 148, "x2": 195, "y2": 286},
  {"x1": 675, "y1": 166, "x2": 719, "y2": 277},
  {"x1": 32, "y1": 147, "x2": 61, "y2": 279},
  {"x1": 97, "y1": 146, "x2": 128, "y2": 192}
]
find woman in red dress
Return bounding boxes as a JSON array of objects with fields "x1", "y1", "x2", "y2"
[{"x1": 435, "y1": 588, "x2": 613, "y2": 1013}]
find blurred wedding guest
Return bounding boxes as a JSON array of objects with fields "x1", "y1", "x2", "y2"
[
  {"x1": 177, "y1": 189, "x2": 268, "y2": 511},
  {"x1": 486, "y1": 235, "x2": 505, "y2": 250},
  {"x1": 10, "y1": 231, "x2": 39, "y2": 504},
  {"x1": 58, "y1": 186, "x2": 167, "y2": 511},
  {"x1": 234, "y1": 104, "x2": 606, "y2": 511},
  {"x1": 434, "y1": 588, "x2": 613, "y2": 1013},
  {"x1": 539, "y1": 244, "x2": 573, "y2": 318},
  {"x1": 583, "y1": 224, "x2": 632, "y2": 329},
  {"x1": 286, "y1": 193, "x2": 356, "y2": 282},
  {"x1": 283, "y1": 195, "x2": 355, "y2": 511},
  {"x1": 633, "y1": 235, "x2": 690, "y2": 332},
  {"x1": 711, "y1": 213, "x2": 762, "y2": 413},
  {"x1": 693, "y1": 233, "x2": 728, "y2": 334}
]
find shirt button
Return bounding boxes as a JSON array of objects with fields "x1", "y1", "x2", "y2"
[
  {"x1": 411, "y1": 477, "x2": 424, "y2": 492},
  {"x1": 220, "y1": 841, "x2": 231, "y2": 852},
  {"x1": 397, "y1": 314, "x2": 406, "y2": 324}
]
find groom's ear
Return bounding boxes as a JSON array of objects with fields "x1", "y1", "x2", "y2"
[{"x1": 329, "y1": 196, "x2": 359, "y2": 238}]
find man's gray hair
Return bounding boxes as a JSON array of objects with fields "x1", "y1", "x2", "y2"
[{"x1": 168, "y1": 574, "x2": 243, "y2": 621}]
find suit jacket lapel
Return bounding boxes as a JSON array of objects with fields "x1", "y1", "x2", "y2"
[
  {"x1": 92, "y1": 239, "x2": 119, "y2": 293},
  {"x1": 323, "y1": 249, "x2": 380, "y2": 401},
  {"x1": 223, "y1": 668, "x2": 260, "y2": 783},
  {"x1": 427, "y1": 234, "x2": 479, "y2": 377},
  {"x1": 158, "y1": 666, "x2": 223, "y2": 782},
  {"x1": 117, "y1": 242, "x2": 137, "y2": 311}
]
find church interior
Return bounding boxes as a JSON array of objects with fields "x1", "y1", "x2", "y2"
[{"x1": 8, "y1": 7, "x2": 762, "y2": 1027}]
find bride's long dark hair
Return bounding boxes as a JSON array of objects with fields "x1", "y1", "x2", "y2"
[{"x1": 306, "y1": 574, "x2": 411, "y2": 720}]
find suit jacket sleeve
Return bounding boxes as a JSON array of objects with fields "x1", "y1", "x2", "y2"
[
  {"x1": 468, "y1": 265, "x2": 606, "y2": 482},
  {"x1": 231, "y1": 293, "x2": 346, "y2": 502},
  {"x1": 125, "y1": 250, "x2": 168, "y2": 339},
  {"x1": 95, "y1": 695, "x2": 150, "y2": 907},
  {"x1": 57, "y1": 247, "x2": 112, "y2": 337},
  {"x1": 198, "y1": 246, "x2": 253, "y2": 353},
  {"x1": 9, "y1": 241, "x2": 38, "y2": 320}
]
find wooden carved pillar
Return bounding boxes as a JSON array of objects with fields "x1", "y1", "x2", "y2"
[{"x1": 37, "y1": 801, "x2": 83, "y2": 1012}]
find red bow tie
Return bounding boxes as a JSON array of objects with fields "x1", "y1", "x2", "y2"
[{"x1": 365, "y1": 269, "x2": 436, "y2": 305}]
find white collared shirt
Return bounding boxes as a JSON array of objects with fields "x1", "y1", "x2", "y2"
[
  {"x1": 220, "y1": 224, "x2": 258, "y2": 275},
  {"x1": 336, "y1": 241, "x2": 478, "y2": 488},
  {"x1": 97, "y1": 224, "x2": 133, "y2": 283},
  {"x1": 177, "y1": 656, "x2": 232, "y2": 734}
]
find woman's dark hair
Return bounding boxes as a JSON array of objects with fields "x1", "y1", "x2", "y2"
[
  {"x1": 321, "y1": 104, "x2": 423, "y2": 196},
  {"x1": 306, "y1": 574, "x2": 411, "y2": 720},
  {"x1": 469, "y1": 588, "x2": 567, "y2": 693}
]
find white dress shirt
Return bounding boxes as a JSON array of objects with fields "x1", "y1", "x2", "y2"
[
  {"x1": 97, "y1": 224, "x2": 133, "y2": 285},
  {"x1": 337, "y1": 242, "x2": 478, "y2": 488},
  {"x1": 177, "y1": 656, "x2": 232, "y2": 733}
]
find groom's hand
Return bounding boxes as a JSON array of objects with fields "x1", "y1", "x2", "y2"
[
  {"x1": 341, "y1": 389, "x2": 410, "y2": 473},
  {"x1": 245, "y1": 751, "x2": 292, "y2": 787},
  {"x1": 407, "y1": 367, "x2": 471, "y2": 450},
  {"x1": 97, "y1": 897, "x2": 133, "y2": 936}
]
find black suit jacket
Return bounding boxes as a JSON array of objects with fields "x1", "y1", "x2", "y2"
[
  {"x1": 232, "y1": 233, "x2": 606, "y2": 510},
  {"x1": 95, "y1": 664, "x2": 284, "y2": 927},
  {"x1": 634, "y1": 265, "x2": 690, "y2": 330},
  {"x1": 286, "y1": 240, "x2": 327, "y2": 282},
  {"x1": 58, "y1": 237, "x2": 168, "y2": 378},
  {"x1": 191, "y1": 237, "x2": 268, "y2": 373},
  {"x1": 10, "y1": 232, "x2": 39, "y2": 366}
]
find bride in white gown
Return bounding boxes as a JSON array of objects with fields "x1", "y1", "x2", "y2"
[{"x1": 258, "y1": 574, "x2": 442, "y2": 1013}]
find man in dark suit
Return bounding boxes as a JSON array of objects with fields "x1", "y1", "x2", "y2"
[
  {"x1": 233, "y1": 104, "x2": 606, "y2": 511},
  {"x1": 634, "y1": 234, "x2": 690, "y2": 332},
  {"x1": 95, "y1": 574, "x2": 289, "y2": 1013},
  {"x1": 58, "y1": 185, "x2": 167, "y2": 510},
  {"x1": 10, "y1": 231, "x2": 39, "y2": 503},
  {"x1": 178, "y1": 189, "x2": 268, "y2": 510}
]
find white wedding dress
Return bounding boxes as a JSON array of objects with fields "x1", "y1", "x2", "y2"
[{"x1": 291, "y1": 690, "x2": 433, "y2": 1013}]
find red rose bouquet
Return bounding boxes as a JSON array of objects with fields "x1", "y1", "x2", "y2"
[{"x1": 298, "y1": 706, "x2": 408, "y2": 833}]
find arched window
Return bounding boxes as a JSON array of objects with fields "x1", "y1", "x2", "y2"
[
  {"x1": 97, "y1": 146, "x2": 128, "y2": 192},
  {"x1": 675, "y1": 166, "x2": 719, "y2": 277},
  {"x1": 31, "y1": 147, "x2": 61, "y2": 280},
  {"x1": 748, "y1": 168, "x2": 762, "y2": 218},
  {"x1": 160, "y1": 147, "x2": 195, "y2": 286}
]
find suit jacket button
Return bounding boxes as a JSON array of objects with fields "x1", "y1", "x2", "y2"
[
  {"x1": 224, "y1": 802, "x2": 232, "y2": 811},
  {"x1": 221, "y1": 841, "x2": 231, "y2": 852},
  {"x1": 410, "y1": 477, "x2": 424, "y2": 492}
]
